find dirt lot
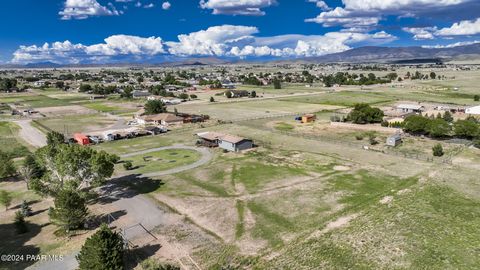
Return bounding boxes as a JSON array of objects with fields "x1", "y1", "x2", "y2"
[{"x1": 35, "y1": 105, "x2": 96, "y2": 117}]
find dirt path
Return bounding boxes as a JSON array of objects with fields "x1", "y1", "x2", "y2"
[
  {"x1": 29, "y1": 183, "x2": 202, "y2": 270},
  {"x1": 14, "y1": 119, "x2": 47, "y2": 148},
  {"x1": 120, "y1": 145, "x2": 213, "y2": 178},
  {"x1": 29, "y1": 146, "x2": 211, "y2": 270}
]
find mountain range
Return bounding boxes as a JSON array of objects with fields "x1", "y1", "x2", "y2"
[{"x1": 2, "y1": 43, "x2": 480, "y2": 68}]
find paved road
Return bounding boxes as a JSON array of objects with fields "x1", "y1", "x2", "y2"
[
  {"x1": 120, "y1": 145, "x2": 213, "y2": 178},
  {"x1": 14, "y1": 119, "x2": 47, "y2": 148}
]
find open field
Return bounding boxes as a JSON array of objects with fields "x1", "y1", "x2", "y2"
[
  {"x1": 33, "y1": 114, "x2": 119, "y2": 135},
  {"x1": 0, "y1": 92, "x2": 89, "y2": 108},
  {"x1": 176, "y1": 98, "x2": 343, "y2": 121},
  {"x1": 117, "y1": 148, "x2": 202, "y2": 175},
  {"x1": 1, "y1": 67, "x2": 480, "y2": 270},
  {"x1": 0, "y1": 121, "x2": 31, "y2": 157}
]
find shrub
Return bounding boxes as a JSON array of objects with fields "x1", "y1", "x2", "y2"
[
  {"x1": 14, "y1": 211, "x2": 28, "y2": 234},
  {"x1": 432, "y1": 144, "x2": 444, "y2": 157},
  {"x1": 123, "y1": 161, "x2": 133, "y2": 171}
]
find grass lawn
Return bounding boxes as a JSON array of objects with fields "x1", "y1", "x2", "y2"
[
  {"x1": 0, "y1": 94, "x2": 85, "y2": 108},
  {"x1": 119, "y1": 149, "x2": 201, "y2": 175},
  {"x1": 232, "y1": 161, "x2": 308, "y2": 193},
  {"x1": 177, "y1": 99, "x2": 342, "y2": 121},
  {"x1": 94, "y1": 135, "x2": 180, "y2": 156},
  {"x1": 0, "y1": 122, "x2": 31, "y2": 158},
  {"x1": 82, "y1": 102, "x2": 121, "y2": 113},
  {"x1": 280, "y1": 91, "x2": 394, "y2": 106},
  {"x1": 274, "y1": 122, "x2": 295, "y2": 131}
]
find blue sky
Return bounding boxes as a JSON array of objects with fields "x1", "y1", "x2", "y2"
[{"x1": 1, "y1": 0, "x2": 479, "y2": 64}]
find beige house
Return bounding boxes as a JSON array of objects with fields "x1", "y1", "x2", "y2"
[{"x1": 136, "y1": 113, "x2": 183, "y2": 126}]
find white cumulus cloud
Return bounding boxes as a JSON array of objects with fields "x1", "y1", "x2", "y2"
[
  {"x1": 59, "y1": 0, "x2": 120, "y2": 20},
  {"x1": 12, "y1": 35, "x2": 165, "y2": 64},
  {"x1": 403, "y1": 18, "x2": 480, "y2": 40},
  {"x1": 436, "y1": 18, "x2": 480, "y2": 36},
  {"x1": 166, "y1": 25, "x2": 259, "y2": 56},
  {"x1": 162, "y1": 2, "x2": 171, "y2": 10},
  {"x1": 199, "y1": 0, "x2": 277, "y2": 16},
  {"x1": 11, "y1": 25, "x2": 397, "y2": 63},
  {"x1": 306, "y1": 0, "x2": 474, "y2": 28}
]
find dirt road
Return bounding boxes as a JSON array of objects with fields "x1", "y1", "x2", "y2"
[
  {"x1": 14, "y1": 119, "x2": 47, "y2": 148},
  {"x1": 29, "y1": 146, "x2": 211, "y2": 270}
]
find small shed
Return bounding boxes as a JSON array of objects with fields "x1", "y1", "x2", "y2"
[
  {"x1": 74, "y1": 133, "x2": 90, "y2": 146},
  {"x1": 386, "y1": 134, "x2": 402, "y2": 147},
  {"x1": 218, "y1": 135, "x2": 253, "y2": 152},
  {"x1": 301, "y1": 114, "x2": 316, "y2": 124}
]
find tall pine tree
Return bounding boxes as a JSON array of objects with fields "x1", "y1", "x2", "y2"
[{"x1": 77, "y1": 224, "x2": 125, "y2": 270}]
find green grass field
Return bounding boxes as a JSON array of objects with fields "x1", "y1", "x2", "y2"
[
  {"x1": 119, "y1": 149, "x2": 201, "y2": 175},
  {"x1": 0, "y1": 121, "x2": 30, "y2": 158},
  {"x1": 0, "y1": 93, "x2": 88, "y2": 108},
  {"x1": 280, "y1": 91, "x2": 394, "y2": 106}
]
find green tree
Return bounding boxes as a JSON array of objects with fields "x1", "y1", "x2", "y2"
[
  {"x1": 14, "y1": 210, "x2": 28, "y2": 234},
  {"x1": 79, "y1": 84, "x2": 92, "y2": 92},
  {"x1": 178, "y1": 93, "x2": 189, "y2": 100},
  {"x1": 0, "y1": 151, "x2": 16, "y2": 179},
  {"x1": 250, "y1": 90, "x2": 256, "y2": 98},
  {"x1": 0, "y1": 190, "x2": 12, "y2": 210},
  {"x1": 120, "y1": 86, "x2": 133, "y2": 99},
  {"x1": 49, "y1": 189, "x2": 88, "y2": 231},
  {"x1": 34, "y1": 144, "x2": 116, "y2": 195},
  {"x1": 20, "y1": 200, "x2": 32, "y2": 217},
  {"x1": 403, "y1": 115, "x2": 430, "y2": 135},
  {"x1": 443, "y1": 111, "x2": 454, "y2": 123},
  {"x1": 273, "y1": 79, "x2": 282, "y2": 89},
  {"x1": 144, "y1": 100, "x2": 167, "y2": 115},
  {"x1": 432, "y1": 143, "x2": 444, "y2": 157},
  {"x1": 430, "y1": 72, "x2": 436, "y2": 79},
  {"x1": 77, "y1": 224, "x2": 125, "y2": 270},
  {"x1": 225, "y1": 90, "x2": 233, "y2": 98},
  {"x1": 24, "y1": 155, "x2": 42, "y2": 177},
  {"x1": 46, "y1": 131, "x2": 65, "y2": 146},
  {"x1": 454, "y1": 119, "x2": 479, "y2": 139},
  {"x1": 386, "y1": 73, "x2": 398, "y2": 81},
  {"x1": 347, "y1": 103, "x2": 384, "y2": 124},
  {"x1": 209, "y1": 97, "x2": 215, "y2": 102},
  {"x1": 427, "y1": 118, "x2": 451, "y2": 138},
  {"x1": 474, "y1": 95, "x2": 480, "y2": 102}
]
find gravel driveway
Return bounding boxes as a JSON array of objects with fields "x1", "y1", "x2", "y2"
[{"x1": 14, "y1": 119, "x2": 47, "y2": 148}]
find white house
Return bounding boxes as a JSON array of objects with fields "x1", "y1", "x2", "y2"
[
  {"x1": 396, "y1": 104, "x2": 424, "y2": 113},
  {"x1": 466, "y1": 105, "x2": 480, "y2": 115}
]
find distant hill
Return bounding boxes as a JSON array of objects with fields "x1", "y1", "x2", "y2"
[
  {"x1": 2, "y1": 43, "x2": 480, "y2": 68},
  {"x1": 305, "y1": 43, "x2": 480, "y2": 63}
]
